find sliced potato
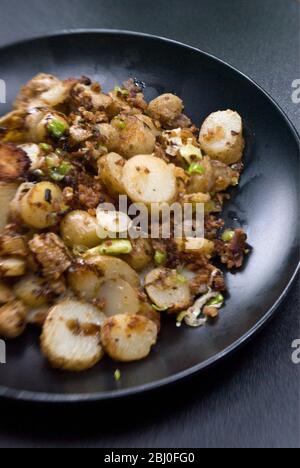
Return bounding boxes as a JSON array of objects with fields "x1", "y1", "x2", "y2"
[
  {"x1": 14, "y1": 274, "x2": 49, "y2": 308},
  {"x1": 0, "y1": 182, "x2": 19, "y2": 230},
  {"x1": 112, "y1": 115, "x2": 156, "y2": 159},
  {"x1": 20, "y1": 181, "x2": 65, "y2": 229},
  {"x1": 97, "y1": 279, "x2": 140, "y2": 317},
  {"x1": 148, "y1": 94, "x2": 183, "y2": 126},
  {"x1": 98, "y1": 152, "x2": 126, "y2": 196},
  {"x1": 138, "y1": 302, "x2": 161, "y2": 333},
  {"x1": 0, "y1": 143, "x2": 30, "y2": 182},
  {"x1": 0, "y1": 257, "x2": 26, "y2": 277},
  {"x1": 184, "y1": 238, "x2": 215, "y2": 257},
  {"x1": 0, "y1": 280, "x2": 15, "y2": 304},
  {"x1": 60, "y1": 210, "x2": 100, "y2": 249},
  {"x1": 96, "y1": 209, "x2": 131, "y2": 239},
  {"x1": 101, "y1": 314, "x2": 157, "y2": 362},
  {"x1": 41, "y1": 300, "x2": 106, "y2": 372},
  {"x1": 97, "y1": 124, "x2": 120, "y2": 152},
  {"x1": 199, "y1": 110, "x2": 244, "y2": 165},
  {"x1": 122, "y1": 155, "x2": 177, "y2": 205},
  {"x1": 87, "y1": 255, "x2": 140, "y2": 288},
  {"x1": 122, "y1": 238, "x2": 153, "y2": 271},
  {"x1": 9, "y1": 182, "x2": 34, "y2": 222},
  {"x1": 0, "y1": 234, "x2": 28, "y2": 257},
  {"x1": 26, "y1": 307, "x2": 49, "y2": 327},
  {"x1": 0, "y1": 300, "x2": 27, "y2": 338},
  {"x1": 18, "y1": 143, "x2": 42, "y2": 171},
  {"x1": 145, "y1": 268, "x2": 191, "y2": 313},
  {"x1": 68, "y1": 263, "x2": 103, "y2": 302}
]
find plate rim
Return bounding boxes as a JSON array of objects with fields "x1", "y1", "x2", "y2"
[{"x1": 0, "y1": 28, "x2": 299, "y2": 403}]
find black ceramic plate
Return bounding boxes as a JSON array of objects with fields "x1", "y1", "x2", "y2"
[{"x1": 0, "y1": 30, "x2": 299, "y2": 403}]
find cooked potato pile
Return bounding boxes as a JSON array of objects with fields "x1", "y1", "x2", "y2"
[{"x1": 0, "y1": 73, "x2": 249, "y2": 373}]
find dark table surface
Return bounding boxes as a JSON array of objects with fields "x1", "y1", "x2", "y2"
[{"x1": 0, "y1": 0, "x2": 299, "y2": 449}]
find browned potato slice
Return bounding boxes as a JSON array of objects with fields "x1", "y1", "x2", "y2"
[
  {"x1": 112, "y1": 115, "x2": 156, "y2": 159},
  {"x1": 26, "y1": 307, "x2": 49, "y2": 327},
  {"x1": 87, "y1": 255, "x2": 140, "y2": 288},
  {"x1": 97, "y1": 124, "x2": 120, "y2": 152},
  {"x1": 145, "y1": 268, "x2": 191, "y2": 313},
  {"x1": 97, "y1": 279, "x2": 140, "y2": 317},
  {"x1": 41, "y1": 300, "x2": 106, "y2": 372},
  {"x1": 122, "y1": 155, "x2": 177, "y2": 205},
  {"x1": 14, "y1": 73, "x2": 73, "y2": 109},
  {"x1": 138, "y1": 302, "x2": 161, "y2": 333},
  {"x1": 60, "y1": 210, "x2": 100, "y2": 249},
  {"x1": 0, "y1": 300, "x2": 27, "y2": 338},
  {"x1": 98, "y1": 153, "x2": 126, "y2": 196},
  {"x1": 0, "y1": 257, "x2": 26, "y2": 277},
  {"x1": 0, "y1": 143, "x2": 30, "y2": 182},
  {"x1": 0, "y1": 182, "x2": 19, "y2": 231},
  {"x1": 0, "y1": 281, "x2": 15, "y2": 304},
  {"x1": 199, "y1": 110, "x2": 244, "y2": 165},
  {"x1": 20, "y1": 181, "x2": 65, "y2": 229},
  {"x1": 68, "y1": 263, "x2": 103, "y2": 302},
  {"x1": 13, "y1": 275, "x2": 49, "y2": 308},
  {"x1": 122, "y1": 238, "x2": 153, "y2": 271},
  {"x1": 101, "y1": 314, "x2": 157, "y2": 362},
  {"x1": 148, "y1": 94, "x2": 183, "y2": 126}
]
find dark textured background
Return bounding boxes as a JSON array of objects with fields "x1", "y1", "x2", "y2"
[{"x1": 0, "y1": 0, "x2": 299, "y2": 449}]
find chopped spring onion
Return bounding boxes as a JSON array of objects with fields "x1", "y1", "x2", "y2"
[
  {"x1": 180, "y1": 140, "x2": 202, "y2": 165},
  {"x1": 85, "y1": 240, "x2": 133, "y2": 257},
  {"x1": 114, "y1": 119, "x2": 126, "y2": 130},
  {"x1": 221, "y1": 230, "x2": 235, "y2": 242},
  {"x1": 176, "y1": 310, "x2": 188, "y2": 327},
  {"x1": 207, "y1": 293, "x2": 224, "y2": 307},
  {"x1": 47, "y1": 119, "x2": 69, "y2": 139},
  {"x1": 154, "y1": 250, "x2": 167, "y2": 265},
  {"x1": 39, "y1": 143, "x2": 53, "y2": 152},
  {"x1": 152, "y1": 304, "x2": 168, "y2": 312},
  {"x1": 188, "y1": 162, "x2": 205, "y2": 175},
  {"x1": 176, "y1": 274, "x2": 187, "y2": 284},
  {"x1": 114, "y1": 369, "x2": 121, "y2": 382},
  {"x1": 50, "y1": 162, "x2": 73, "y2": 182},
  {"x1": 114, "y1": 86, "x2": 129, "y2": 96}
]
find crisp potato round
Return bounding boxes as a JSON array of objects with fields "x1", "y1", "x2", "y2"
[
  {"x1": 112, "y1": 115, "x2": 156, "y2": 159},
  {"x1": 98, "y1": 153, "x2": 126, "y2": 196},
  {"x1": 145, "y1": 268, "x2": 191, "y2": 313},
  {"x1": 199, "y1": 110, "x2": 244, "y2": 165},
  {"x1": 97, "y1": 279, "x2": 140, "y2": 317},
  {"x1": 0, "y1": 182, "x2": 19, "y2": 231},
  {"x1": 122, "y1": 155, "x2": 177, "y2": 205},
  {"x1": 41, "y1": 300, "x2": 106, "y2": 372},
  {"x1": 20, "y1": 181, "x2": 65, "y2": 229},
  {"x1": 122, "y1": 238, "x2": 153, "y2": 271},
  {"x1": 148, "y1": 94, "x2": 183, "y2": 126},
  {"x1": 138, "y1": 302, "x2": 161, "y2": 333},
  {"x1": 0, "y1": 257, "x2": 26, "y2": 277},
  {"x1": 68, "y1": 264, "x2": 103, "y2": 302},
  {"x1": 14, "y1": 274, "x2": 48, "y2": 308},
  {"x1": 87, "y1": 255, "x2": 140, "y2": 288},
  {"x1": 60, "y1": 211, "x2": 100, "y2": 249},
  {"x1": 18, "y1": 143, "x2": 42, "y2": 171},
  {"x1": 97, "y1": 124, "x2": 120, "y2": 152},
  {"x1": 26, "y1": 307, "x2": 49, "y2": 327},
  {"x1": 101, "y1": 314, "x2": 158, "y2": 362},
  {"x1": 0, "y1": 300, "x2": 27, "y2": 339},
  {"x1": 0, "y1": 280, "x2": 15, "y2": 304}
]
